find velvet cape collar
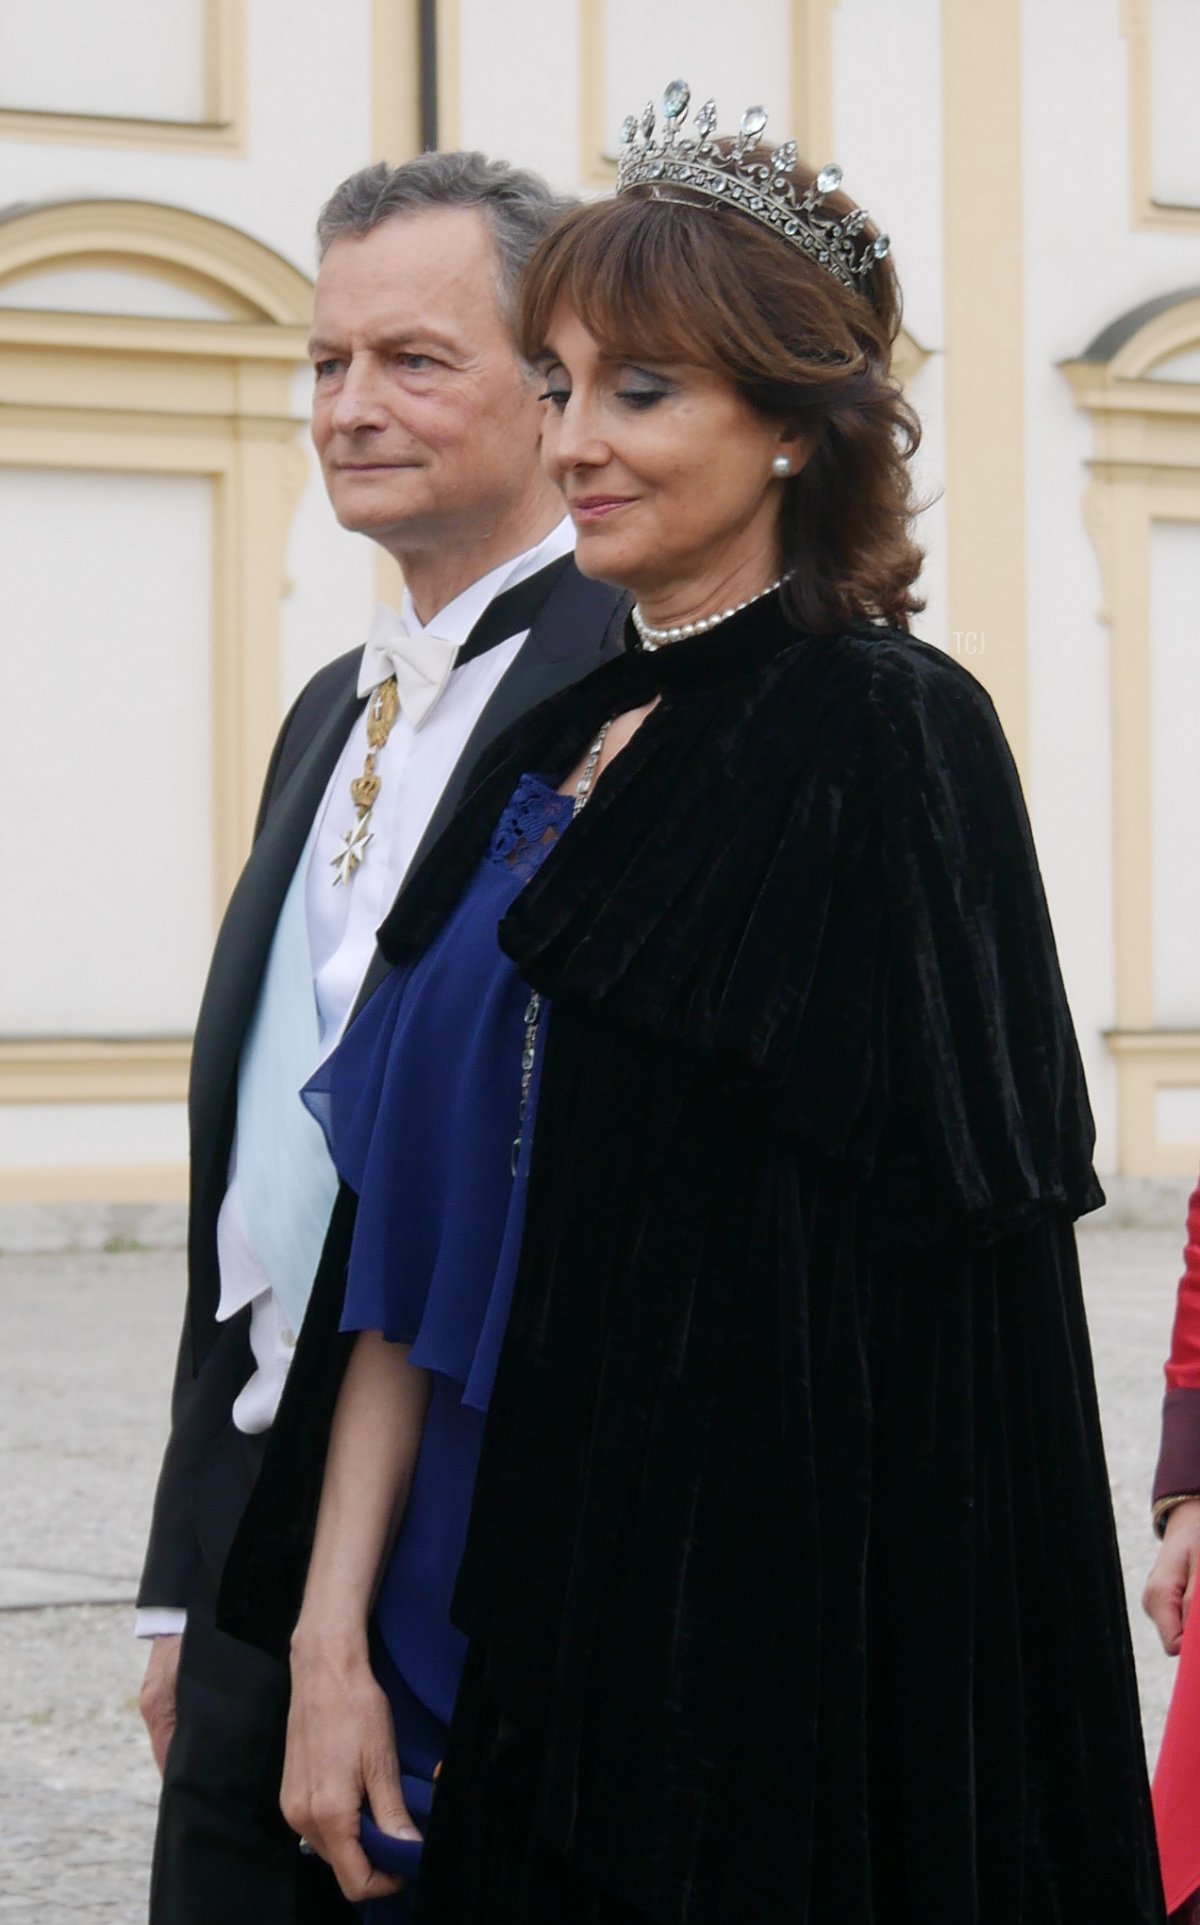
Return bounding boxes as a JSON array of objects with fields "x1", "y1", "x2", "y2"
[{"x1": 380, "y1": 595, "x2": 1103, "y2": 1246}]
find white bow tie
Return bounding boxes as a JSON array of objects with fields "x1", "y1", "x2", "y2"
[{"x1": 357, "y1": 604, "x2": 461, "y2": 729}]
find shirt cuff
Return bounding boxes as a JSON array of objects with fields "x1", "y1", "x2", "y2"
[{"x1": 134, "y1": 1607, "x2": 188, "y2": 1638}]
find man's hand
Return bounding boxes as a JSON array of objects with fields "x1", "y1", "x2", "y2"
[
  {"x1": 139, "y1": 1634, "x2": 183, "y2": 1775},
  {"x1": 282, "y1": 1629, "x2": 418, "y2": 1905},
  {"x1": 1143, "y1": 1498, "x2": 1200, "y2": 1655}
]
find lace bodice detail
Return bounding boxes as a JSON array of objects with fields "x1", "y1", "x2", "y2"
[{"x1": 486, "y1": 772, "x2": 573, "y2": 882}]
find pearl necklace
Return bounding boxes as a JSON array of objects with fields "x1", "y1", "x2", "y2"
[{"x1": 630, "y1": 574, "x2": 790, "y2": 650}]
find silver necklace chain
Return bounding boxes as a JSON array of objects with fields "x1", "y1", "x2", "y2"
[
  {"x1": 631, "y1": 574, "x2": 790, "y2": 649},
  {"x1": 511, "y1": 717, "x2": 614, "y2": 1175}
]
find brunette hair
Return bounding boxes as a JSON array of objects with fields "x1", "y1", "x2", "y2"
[{"x1": 517, "y1": 167, "x2": 924, "y2": 634}]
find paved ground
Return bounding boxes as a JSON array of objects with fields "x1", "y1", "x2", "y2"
[
  {"x1": 0, "y1": 1251, "x2": 181, "y2": 1922},
  {"x1": 0, "y1": 1224, "x2": 1190, "y2": 1920}
]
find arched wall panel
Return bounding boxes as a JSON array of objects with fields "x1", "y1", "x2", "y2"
[
  {"x1": 0, "y1": 200, "x2": 312, "y2": 1204},
  {"x1": 1065, "y1": 291, "x2": 1200, "y2": 1174}
]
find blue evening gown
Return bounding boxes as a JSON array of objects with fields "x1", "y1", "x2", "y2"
[{"x1": 302, "y1": 773, "x2": 573, "y2": 1922}]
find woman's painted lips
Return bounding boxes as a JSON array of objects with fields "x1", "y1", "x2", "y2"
[{"x1": 570, "y1": 495, "x2": 635, "y2": 522}]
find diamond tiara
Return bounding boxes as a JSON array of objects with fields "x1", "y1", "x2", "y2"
[{"x1": 615, "y1": 79, "x2": 890, "y2": 294}]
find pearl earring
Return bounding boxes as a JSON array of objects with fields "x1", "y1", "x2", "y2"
[{"x1": 771, "y1": 454, "x2": 792, "y2": 478}]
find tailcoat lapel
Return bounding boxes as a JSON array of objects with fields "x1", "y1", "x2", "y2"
[
  {"x1": 192, "y1": 568, "x2": 623, "y2": 1353},
  {"x1": 349, "y1": 568, "x2": 628, "y2": 1018},
  {"x1": 188, "y1": 664, "x2": 365, "y2": 1336}
]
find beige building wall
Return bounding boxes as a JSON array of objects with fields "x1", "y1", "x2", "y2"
[
  {"x1": 2, "y1": 0, "x2": 1199, "y2": 1208},
  {"x1": 1027, "y1": 0, "x2": 1200, "y2": 1175},
  {"x1": 0, "y1": 1, "x2": 420, "y2": 1206}
]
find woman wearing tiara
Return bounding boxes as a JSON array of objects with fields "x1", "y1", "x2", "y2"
[{"x1": 281, "y1": 87, "x2": 1164, "y2": 1924}]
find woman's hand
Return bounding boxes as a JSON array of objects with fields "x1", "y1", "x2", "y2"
[
  {"x1": 1143, "y1": 1499, "x2": 1200, "y2": 1656},
  {"x1": 282, "y1": 1625, "x2": 420, "y2": 1904},
  {"x1": 281, "y1": 1332, "x2": 432, "y2": 1897}
]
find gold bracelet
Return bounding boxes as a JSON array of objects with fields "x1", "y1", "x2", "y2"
[{"x1": 1153, "y1": 1493, "x2": 1200, "y2": 1536}]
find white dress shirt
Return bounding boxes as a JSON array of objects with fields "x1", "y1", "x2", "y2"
[{"x1": 135, "y1": 519, "x2": 575, "y2": 1636}]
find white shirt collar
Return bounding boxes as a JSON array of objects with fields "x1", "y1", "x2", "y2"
[{"x1": 397, "y1": 516, "x2": 575, "y2": 648}]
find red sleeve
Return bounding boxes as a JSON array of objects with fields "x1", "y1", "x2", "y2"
[
  {"x1": 1153, "y1": 1177, "x2": 1200, "y2": 1508},
  {"x1": 1165, "y1": 1180, "x2": 1200, "y2": 1391}
]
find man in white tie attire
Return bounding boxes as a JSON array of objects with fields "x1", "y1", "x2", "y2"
[{"x1": 137, "y1": 152, "x2": 626, "y2": 1925}]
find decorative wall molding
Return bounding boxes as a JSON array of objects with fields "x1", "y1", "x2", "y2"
[
  {"x1": 0, "y1": 1041, "x2": 191, "y2": 1106},
  {"x1": 1065, "y1": 290, "x2": 1200, "y2": 1174},
  {"x1": 0, "y1": 199, "x2": 312, "y2": 326},
  {"x1": 941, "y1": 0, "x2": 1029, "y2": 781},
  {"x1": 789, "y1": 0, "x2": 840, "y2": 172},
  {"x1": 578, "y1": 0, "x2": 840, "y2": 189},
  {"x1": 436, "y1": 0, "x2": 462, "y2": 151},
  {"x1": 372, "y1": 0, "x2": 422, "y2": 162},
  {"x1": 892, "y1": 328, "x2": 930, "y2": 390},
  {"x1": 0, "y1": 202, "x2": 311, "y2": 924},
  {"x1": 0, "y1": 1162, "x2": 189, "y2": 1205},
  {"x1": 1106, "y1": 1031, "x2": 1200, "y2": 1178},
  {"x1": 1121, "y1": 0, "x2": 1200, "y2": 233},
  {"x1": 0, "y1": 195, "x2": 312, "y2": 1204},
  {"x1": 0, "y1": 0, "x2": 246, "y2": 154}
]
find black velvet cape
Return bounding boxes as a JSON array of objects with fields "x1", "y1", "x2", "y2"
[{"x1": 360, "y1": 600, "x2": 1163, "y2": 1925}]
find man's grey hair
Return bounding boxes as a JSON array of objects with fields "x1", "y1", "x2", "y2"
[{"x1": 315, "y1": 151, "x2": 575, "y2": 320}]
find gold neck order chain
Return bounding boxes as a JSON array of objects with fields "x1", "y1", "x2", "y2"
[{"x1": 330, "y1": 677, "x2": 402, "y2": 887}]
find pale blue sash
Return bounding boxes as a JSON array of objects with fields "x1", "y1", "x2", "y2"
[{"x1": 236, "y1": 820, "x2": 340, "y2": 1335}]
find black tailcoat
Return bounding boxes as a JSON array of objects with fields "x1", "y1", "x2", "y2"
[
  {"x1": 141, "y1": 560, "x2": 626, "y2": 1925},
  {"x1": 229, "y1": 599, "x2": 1161, "y2": 1923}
]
